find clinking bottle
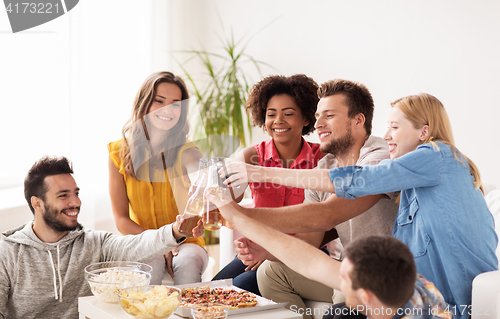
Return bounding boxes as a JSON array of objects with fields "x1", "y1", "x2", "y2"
[
  {"x1": 178, "y1": 158, "x2": 208, "y2": 236},
  {"x1": 187, "y1": 158, "x2": 209, "y2": 197},
  {"x1": 203, "y1": 157, "x2": 229, "y2": 231}
]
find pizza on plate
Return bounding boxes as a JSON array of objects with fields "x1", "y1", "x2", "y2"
[{"x1": 180, "y1": 286, "x2": 258, "y2": 309}]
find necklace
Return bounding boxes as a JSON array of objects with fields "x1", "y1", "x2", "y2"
[{"x1": 149, "y1": 153, "x2": 167, "y2": 171}]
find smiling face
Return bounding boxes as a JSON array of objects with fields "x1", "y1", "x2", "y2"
[
  {"x1": 384, "y1": 106, "x2": 426, "y2": 159},
  {"x1": 314, "y1": 94, "x2": 356, "y2": 157},
  {"x1": 265, "y1": 94, "x2": 308, "y2": 144},
  {"x1": 147, "y1": 82, "x2": 183, "y2": 132},
  {"x1": 39, "y1": 174, "x2": 81, "y2": 233}
]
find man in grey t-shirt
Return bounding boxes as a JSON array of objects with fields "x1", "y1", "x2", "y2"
[{"x1": 225, "y1": 79, "x2": 398, "y2": 319}]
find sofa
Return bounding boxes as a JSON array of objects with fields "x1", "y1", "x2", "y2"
[
  {"x1": 471, "y1": 185, "x2": 500, "y2": 319},
  {"x1": 220, "y1": 185, "x2": 500, "y2": 319}
]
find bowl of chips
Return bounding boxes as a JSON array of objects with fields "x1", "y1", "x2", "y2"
[
  {"x1": 118, "y1": 285, "x2": 181, "y2": 319},
  {"x1": 84, "y1": 261, "x2": 152, "y2": 303}
]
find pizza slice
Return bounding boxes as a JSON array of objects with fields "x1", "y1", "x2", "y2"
[{"x1": 179, "y1": 286, "x2": 258, "y2": 309}]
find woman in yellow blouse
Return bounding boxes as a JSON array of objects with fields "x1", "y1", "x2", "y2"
[{"x1": 108, "y1": 71, "x2": 207, "y2": 285}]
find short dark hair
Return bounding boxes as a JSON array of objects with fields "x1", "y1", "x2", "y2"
[
  {"x1": 24, "y1": 156, "x2": 74, "y2": 214},
  {"x1": 318, "y1": 79, "x2": 374, "y2": 135},
  {"x1": 246, "y1": 74, "x2": 319, "y2": 135},
  {"x1": 344, "y1": 236, "x2": 416, "y2": 308}
]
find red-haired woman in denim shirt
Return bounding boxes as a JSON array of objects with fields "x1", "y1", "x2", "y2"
[{"x1": 327, "y1": 94, "x2": 498, "y2": 318}]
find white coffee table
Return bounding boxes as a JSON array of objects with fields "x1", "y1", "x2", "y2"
[{"x1": 78, "y1": 296, "x2": 302, "y2": 319}]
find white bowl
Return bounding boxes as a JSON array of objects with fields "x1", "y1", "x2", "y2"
[
  {"x1": 118, "y1": 285, "x2": 181, "y2": 318},
  {"x1": 84, "y1": 261, "x2": 152, "y2": 303}
]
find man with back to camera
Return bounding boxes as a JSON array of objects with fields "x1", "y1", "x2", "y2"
[
  {"x1": 205, "y1": 190, "x2": 452, "y2": 319},
  {"x1": 0, "y1": 156, "x2": 202, "y2": 319},
  {"x1": 224, "y1": 79, "x2": 399, "y2": 318}
]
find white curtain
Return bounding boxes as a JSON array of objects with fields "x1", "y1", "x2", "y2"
[{"x1": 0, "y1": 0, "x2": 170, "y2": 230}]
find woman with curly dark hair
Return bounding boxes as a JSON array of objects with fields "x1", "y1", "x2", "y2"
[{"x1": 212, "y1": 74, "x2": 327, "y2": 296}]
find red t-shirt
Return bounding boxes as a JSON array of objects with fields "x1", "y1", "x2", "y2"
[{"x1": 249, "y1": 138, "x2": 322, "y2": 208}]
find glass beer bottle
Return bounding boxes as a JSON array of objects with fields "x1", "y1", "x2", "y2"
[
  {"x1": 179, "y1": 158, "x2": 208, "y2": 236},
  {"x1": 187, "y1": 158, "x2": 209, "y2": 197},
  {"x1": 203, "y1": 157, "x2": 229, "y2": 231}
]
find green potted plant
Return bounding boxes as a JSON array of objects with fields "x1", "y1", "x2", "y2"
[
  {"x1": 177, "y1": 30, "x2": 273, "y2": 158},
  {"x1": 176, "y1": 23, "x2": 276, "y2": 248}
]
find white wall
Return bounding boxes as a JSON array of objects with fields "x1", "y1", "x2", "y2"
[
  {"x1": 65, "y1": 0, "x2": 157, "y2": 228},
  {"x1": 0, "y1": 0, "x2": 166, "y2": 230},
  {"x1": 170, "y1": 0, "x2": 500, "y2": 185},
  {"x1": 1, "y1": 0, "x2": 499, "y2": 233}
]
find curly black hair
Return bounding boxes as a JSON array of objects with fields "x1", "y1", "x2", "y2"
[{"x1": 246, "y1": 74, "x2": 319, "y2": 135}]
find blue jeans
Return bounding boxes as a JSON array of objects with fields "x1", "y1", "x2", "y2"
[{"x1": 212, "y1": 255, "x2": 261, "y2": 296}]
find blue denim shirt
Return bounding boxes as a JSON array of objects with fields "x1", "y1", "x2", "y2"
[{"x1": 329, "y1": 142, "x2": 498, "y2": 319}]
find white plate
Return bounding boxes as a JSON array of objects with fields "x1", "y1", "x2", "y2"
[{"x1": 174, "y1": 279, "x2": 288, "y2": 318}]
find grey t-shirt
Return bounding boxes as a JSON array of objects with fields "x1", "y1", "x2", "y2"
[{"x1": 304, "y1": 135, "x2": 399, "y2": 247}]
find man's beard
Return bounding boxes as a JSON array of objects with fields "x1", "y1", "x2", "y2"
[
  {"x1": 320, "y1": 124, "x2": 355, "y2": 158},
  {"x1": 43, "y1": 203, "x2": 81, "y2": 232}
]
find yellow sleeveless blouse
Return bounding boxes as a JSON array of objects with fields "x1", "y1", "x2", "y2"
[{"x1": 108, "y1": 139, "x2": 204, "y2": 247}]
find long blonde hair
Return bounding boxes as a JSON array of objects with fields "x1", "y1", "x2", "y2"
[
  {"x1": 392, "y1": 93, "x2": 483, "y2": 193},
  {"x1": 121, "y1": 71, "x2": 190, "y2": 178}
]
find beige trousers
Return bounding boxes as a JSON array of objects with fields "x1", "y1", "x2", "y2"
[{"x1": 257, "y1": 260, "x2": 341, "y2": 319}]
